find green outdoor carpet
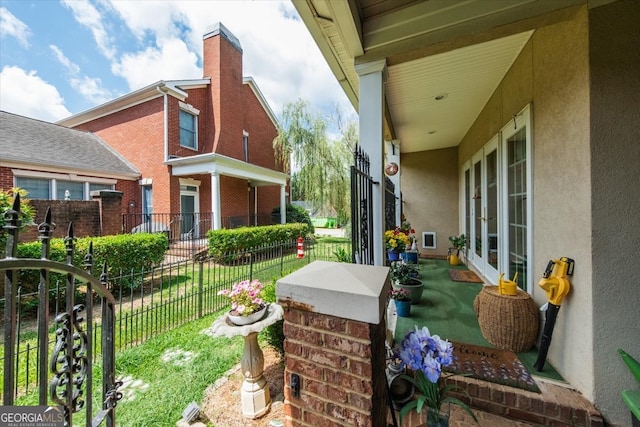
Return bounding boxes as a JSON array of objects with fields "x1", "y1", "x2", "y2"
[{"x1": 395, "y1": 259, "x2": 564, "y2": 383}]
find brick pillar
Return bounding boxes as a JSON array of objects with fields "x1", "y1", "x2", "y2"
[
  {"x1": 276, "y1": 261, "x2": 390, "y2": 426},
  {"x1": 92, "y1": 190, "x2": 123, "y2": 236}
]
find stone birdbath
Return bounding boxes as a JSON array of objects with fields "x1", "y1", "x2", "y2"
[{"x1": 207, "y1": 303, "x2": 284, "y2": 418}]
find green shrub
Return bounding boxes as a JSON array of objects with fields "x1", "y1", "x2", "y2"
[
  {"x1": 0, "y1": 187, "x2": 35, "y2": 252},
  {"x1": 16, "y1": 233, "x2": 167, "y2": 295},
  {"x1": 207, "y1": 223, "x2": 309, "y2": 261},
  {"x1": 271, "y1": 204, "x2": 314, "y2": 233},
  {"x1": 260, "y1": 279, "x2": 284, "y2": 356}
]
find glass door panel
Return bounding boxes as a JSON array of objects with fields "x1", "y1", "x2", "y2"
[
  {"x1": 464, "y1": 168, "x2": 471, "y2": 249},
  {"x1": 486, "y1": 149, "x2": 498, "y2": 272},
  {"x1": 473, "y1": 159, "x2": 482, "y2": 259},
  {"x1": 180, "y1": 194, "x2": 195, "y2": 237},
  {"x1": 506, "y1": 127, "x2": 527, "y2": 290},
  {"x1": 468, "y1": 137, "x2": 499, "y2": 284}
]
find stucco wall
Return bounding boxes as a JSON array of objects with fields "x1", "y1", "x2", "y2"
[
  {"x1": 456, "y1": 3, "x2": 598, "y2": 411},
  {"x1": 589, "y1": 0, "x2": 640, "y2": 424},
  {"x1": 531, "y1": 4, "x2": 594, "y2": 401},
  {"x1": 400, "y1": 147, "x2": 458, "y2": 257}
]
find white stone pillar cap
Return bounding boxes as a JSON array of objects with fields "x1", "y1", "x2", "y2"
[{"x1": 276, "y1": 261, "x2": 390, "y2": 324}]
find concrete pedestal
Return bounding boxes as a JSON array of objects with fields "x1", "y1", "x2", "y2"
[{"x1": 207, "y1": 303, "x2": 284, "y2": 419}]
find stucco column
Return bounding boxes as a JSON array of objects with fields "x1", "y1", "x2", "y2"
[
  {"x1": 385, "y1": 140, "x2": 401, "y2": 226},
  {"x1": 356, "y1": 59, "x2": 387, "y2": 265},
  {"x1": 280, "y1": 185, "x2": 286, "y2": 224},
  {"x1": 211, "y1": 172, "x2": 221, "y2": 230}
]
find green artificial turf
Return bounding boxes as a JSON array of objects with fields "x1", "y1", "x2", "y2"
[{"x1": 395, "y1": 258, "x2": 564, "y2": 382}]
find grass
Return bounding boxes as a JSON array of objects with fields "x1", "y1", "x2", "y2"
[
  {"x1": 15, "y1": 309, "x2": 246, "y2": 426},
  {"x1": 112, "y1": 311, "x2": 244, "y2": 426}
]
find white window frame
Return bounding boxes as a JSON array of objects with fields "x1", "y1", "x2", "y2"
[
  {"x1": 179, "y1": 102, "x2": 199, "y2": 151},
  {"x1": 243, "y1": 130, "x2": 249, "y2": 162},
  {"x1": 12, "y1": 169, "x2": 115, "y2": 200}
]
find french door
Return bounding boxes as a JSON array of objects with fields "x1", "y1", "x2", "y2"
[
  {"x1": 180, "y1": 182, "x2": 200, "y2": 239},
  {"x1": 463, "y1": 105, "x2": 531, "y2": 291},
  {"x1": 501, "y1": 107, "x2": 532, "y2": 292},
  {"x1": 466, "y1": 136, "x2": 500, "y2": 284}
]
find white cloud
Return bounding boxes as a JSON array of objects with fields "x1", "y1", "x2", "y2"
[
  {"x1": 50, "y1": 45, "x2": 80, "y2": 74},
  {"x1": 70, "y1": 75, "x2": 113, "y2": 105},
  {"x1": 102, "y1": 0, "x2": 356, "y2": 121},
  {"x1": 111, "y1": 38, "x2": 200, "y2": 90},
  {"x1": 62, "y1": 0, "x2": 117, "y2": 60},
  {"x1": 0, "y1": 7, "x2": 31, "y2": 48},
  {"x1": 0, "y1": 66, "x2": 71, "y2": 122},
  {"x1": 50, "y1": 44, "x2": 113, "y2": 105}
]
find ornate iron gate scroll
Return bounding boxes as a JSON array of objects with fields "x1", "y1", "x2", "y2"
[
  {"x1": 350, "y1": 146, "x2": 374, "y2": 265},
  {"x1": 384, "y1": 177, "x2": 397, "y2": 232},
  {"x1": 2, "y1": 195, "x2": 121, "y2": 427}
]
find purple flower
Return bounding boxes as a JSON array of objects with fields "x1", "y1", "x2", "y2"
[{"x1": 397, "y1": 326, "x2": 453, "y2": 384}]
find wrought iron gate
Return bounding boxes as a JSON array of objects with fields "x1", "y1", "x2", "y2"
[
  {"x1": 2, "y1": 196, "x2": 121, "y2": 426},
  {"x1": 350, "y1": 146, "x2": 398, "y2": 265},
  {"x1": 351, "y1": 146, "x2": 374, "y2": 265},
  {"x1": 384, "y1": 176, "x2": 397, "y2": 232}
]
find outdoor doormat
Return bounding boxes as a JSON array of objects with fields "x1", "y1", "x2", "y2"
[
  {"x1": 448, "y1": 269, "x2": 483, "y2": 283},
  {"x1": 446, "y1": 342, "x2": 540, "y2": 393}
]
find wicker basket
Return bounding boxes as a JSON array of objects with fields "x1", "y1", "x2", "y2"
[{"x1": 473, "y1": 285, "x2": 539, "y2": 352}]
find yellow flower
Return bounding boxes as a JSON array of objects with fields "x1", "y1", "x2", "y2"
[{"x1": 385, "y1": 229, "x2": 410, "y2": 250}]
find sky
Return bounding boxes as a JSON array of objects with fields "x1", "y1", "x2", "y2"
[{"x1": 0, "y1": 0, "x2": 356, "y2": 128}]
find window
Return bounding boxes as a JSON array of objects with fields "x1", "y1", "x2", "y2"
[
  {"x1": 14, "y1": 173, "x2": 114, "y2": 200},
  {"x1": 180, "y1": 110, "x2": 197, "y2": 149},
  {"x1": 142, "y1": 185, "x2": 153, "y2": 219},
  {"x1": 243, "y1": 131, "x2": 249, "y2": 162},
  {"x1": 16, "y1": 177, "x2": 50, "y2": 199},
  {"x1": 56, "y1": 180, "x2": 84, "y2": 200},
  {"x1": 89, "y1": 183, "x2": 112, "y2": 192}
]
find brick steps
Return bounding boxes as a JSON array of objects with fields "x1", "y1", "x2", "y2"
[{"x1": 445, "y1": 375, "x2": 604, "y2": 426}]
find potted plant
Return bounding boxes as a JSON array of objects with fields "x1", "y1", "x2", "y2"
[
  {"x1": 217, "y1": 279, "x2": 267, "y2": 325},
  {"x1": 390, "y1": 261, "x2": 422, "y2": 304},
  {"x1": 389, "y1": 288, "x2": 412, "y2": 317},
  {"x1": 397, "y1": 326, "x2": 477, "y2": 426},
  {"x1": 385, "y1": 229, "x2": 410, "y2": 261},
  {"x1": 447, "y1": 234, "x2": 466, "y2": 266}
]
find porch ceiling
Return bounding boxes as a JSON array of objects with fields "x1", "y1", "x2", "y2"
[{"x1": 294, "y1": 0, "x2": 587, "y2": 153}]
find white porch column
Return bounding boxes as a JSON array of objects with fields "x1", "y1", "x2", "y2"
[
  {"x1": 211, "y1": 172, "x2": 222, "y2": 230},
  {"x1": 356, "y1": 59, "x2": 387, "y2": 266},
  {"x1": 280, "y1": 185, "x2": 286, "y2": 224},
  {"x1": 385, "y1": 140, "x2": 402, "y2": 226}
]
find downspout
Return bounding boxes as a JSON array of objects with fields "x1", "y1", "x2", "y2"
[{"x1": 157, "y1": 84, "x2": 169, "y2": 162}]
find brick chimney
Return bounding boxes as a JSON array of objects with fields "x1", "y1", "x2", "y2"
[{"x1": 202, "y1": 22, "x2": 244, "y2": 154}]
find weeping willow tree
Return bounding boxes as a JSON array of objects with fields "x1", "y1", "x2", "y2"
[{"x1": 273, "y1": 99, "x2": 356, "y2": 224}]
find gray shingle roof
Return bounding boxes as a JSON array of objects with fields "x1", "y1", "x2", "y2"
[{"x1": 0, "y1": 111, "x2": 139, "y2": 178}]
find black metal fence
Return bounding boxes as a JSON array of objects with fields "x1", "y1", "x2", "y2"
[
  {"x1": 123, "y1": 212, "x2": 213, "y2": 243},
  {"x1": 1, "y1": 236, "x2": 350, "y2": 403},
  {"x1": 384, "y1": 176, "x2": 398, "y2": 231},
  {"x1": 351, "y1": 145, "x2": 374, "y2": 265},
  {"x1": 2, "y1": 198, "x2": 120, "y2": 426},
  {"x1": 123, "y1": 212, "x2": 283, "y2": 261}
]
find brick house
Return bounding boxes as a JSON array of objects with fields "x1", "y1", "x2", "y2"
[{"x1": 57, "y1": 23, "x2": 288, "y2": 237}]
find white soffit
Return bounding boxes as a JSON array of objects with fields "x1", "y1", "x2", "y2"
[{"x1": 386, "y1": 30, "x2": 534, "y2": 153}]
